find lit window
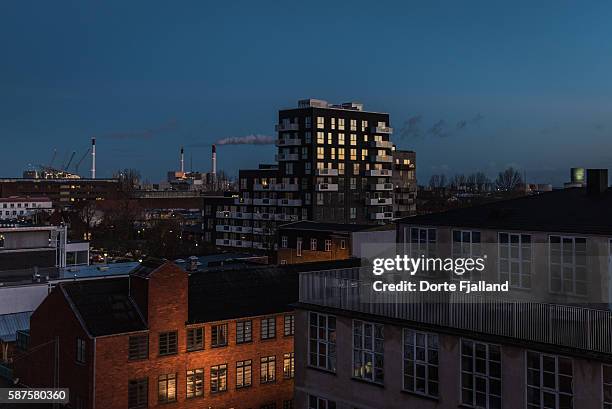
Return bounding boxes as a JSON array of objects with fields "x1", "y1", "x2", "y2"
[
  {"x1": 261, "y1": 356, "x2": 276, "y2": 383},
  {"x1": 325, "y1": 240, "x2": 331, "y2": 252},
  {"x1": 158, "y1": 373, "x2": 177, "y2": 403},
  {"x1": 353, "y1": 320, "x2": 384, "y2": 383},
  {"x1": 284, "y1": 352, "x2": 295, "y2": 379},
  {"x1": 186, "y1": 369, "x2": 204, "y2": 398},
  {"x1": 310, "y1": 238, "x2": 317, "y2": 251},
  {"x1": 236, "y1": 360, "x2": 252, "y2": 388},
  {"x1": 210, "y1": 364, "x2": 227, "y2": 393}
]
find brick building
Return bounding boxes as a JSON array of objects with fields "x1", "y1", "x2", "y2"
[
  {"x1": 0, "y1": 178, "x2": 121, "y2": 204},
  {"x1": 15, "y1": 258, "x2": 359, "y2": 409}
]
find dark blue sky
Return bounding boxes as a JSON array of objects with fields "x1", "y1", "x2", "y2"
[{"x1": 2, "y1": 1, "x2": 612, "y2": 185}]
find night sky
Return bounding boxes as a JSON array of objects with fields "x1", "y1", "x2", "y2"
[{"x1": 2, "y1": 0, "x2": 612, "y2": 186}]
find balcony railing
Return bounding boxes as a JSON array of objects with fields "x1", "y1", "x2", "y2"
[
  {"x1": 370, "y1": 183, "x2": 393, "y2": 191},
  {"x1": 299, "y1": 270, "x2": 612, "y2": 355},
  {"x1": 273, "y1": 183, "x2": 299, "y2": 191},
  {"x1": 366, "y1": 198, "x2": 393, "y2": 206},
  {"x1": 369, "y1": 155, "x2": 393, "y2": 163},
  {"x1": 371, "y1": 125, "x2": 393, "y2": 134},
  {"x1": 276, "y1": 153, "x2": 299, "y2": 161},
  {"x1": 276, "y1": 137, "x2": 302, "y2": 146},
  {"x1": 278, "y1": 198, "x2": 302, "y2": 206},
  {"x1": 368, "y1": 140, "x2": 394, "y2": 148},
  {"x1": 316, "y1": 168, "x2": 339, "y2": 176},
  {"x1": 234, "y1": 198, "x2": 253, "y2": 205},
  {"x1": 316, "y1": 183, "x2": 339, "y2": 192},
  {"x1": 364, "y1": 169, "x2": 392, "y2": 177},
  {"x1": 275, "y1": 123, "x2": 299, "y2": 132},
  {"x1": 370, "y1": 211, "x2": 393, "y2": 220},
  {"x1": 253, "y1": 198, "x2": 277, "y2": 206}
]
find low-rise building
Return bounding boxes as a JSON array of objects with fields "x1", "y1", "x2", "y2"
[{"x1": 0, "y1": 197, "x2": 52, "y2": 220}]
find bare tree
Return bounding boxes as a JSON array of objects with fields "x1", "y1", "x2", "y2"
[
  {"x1": 495, "y1": 167, "x2": 522, "y2": 191},
  {"x1": 113, "y1": 168, "x2": 141, "y2": 194},
  {"x1": 428, "y1": 174, "x2": 447, "y2": 189},
  {"x1": 450, "y1": 174, "x2": 467, "y2": 190}
]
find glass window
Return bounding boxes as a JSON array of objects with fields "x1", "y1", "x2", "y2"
[
  {"x1": 308, "y1": 312, "x2": 336, "y2": 371},
  {"x1": 260, "y1": 355, "x2": 276, "y2": 383},
  {"x1": 499, "y1": 233, "x2": 532, "y2": 289},
  {"x1": 236, "y1": 320, "x2": 252, "y2": 344},
  {"x1": 309, "y1": 395, "x2": 336, "y2": 409},
  {"x1": 236, "y1": 360, "x2": 252, "y2": 388},
  {"x1": 353, "y1": 320, "x2": 384, "y2": 384},
  {"x1": 211, "y1": 324, "x2": 228, "y2": 347},
  {"x1": 210, "y1": 364, "x2": 228, "y2": 393},
  {"x1": 186, "y1": 327, "x2": 204, "y2": 352},
  {"x1": 261, "y1": 317, "x2": 276, "y2": 340},
  {"x1": 284, "y1": 314, "x2": 295, "y2": 336},
  {"x1": 284, "y1": 352, "x2": 295, "y2": 379},
  {"x1": 526, "y1": 351, "x2": 573, "y2": 409},
  {"x1": 159, "y1": 331, "x2": 177, "y2": 356},
  {"x1": 403, "y1": 329, "x2": 439, "y2": 397},
  {"x1": 186, "y1": 369, "x2": 204, "y2": 398},
  {"x1": 76, "y1": 338, "x2": 86, "y2": 364},
  {"x1": 461, "y1": 339, "x2": 502, "y2": 408},
  {"x1": 549, "y1": 236, "x2": 587, "y2": 295},
  {"x1": 158, "y1": 373, "x2": 177, "y2": 403},
  {"x1": 128, "y1": 378, "x2": 148, "y2": 409}
]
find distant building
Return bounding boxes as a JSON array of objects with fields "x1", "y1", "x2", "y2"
[
  {"x1": 276, "y1": 221, "x2": 393, "y2": 265},
  {"x1": 0, "y1": 223, "x2": 89, "y2": 275},
  {"x1": 564, "y1": 167, "x2": 586, "y2": 188},
  {"x1": 391, "y1": 149, "x2": 417, "y2": 217},
  {"x1": 0, "y1": 178, "x2": 121, "y2": 204},
  {"x1": 216, "y1": 99, "x2": 406, "y2": 251},
  {"x1": 15, "y1": 258, "x2": 359, "y2": 409},
  {"x1": 0, "y1": 196, "x2": 52, "y2": 220}
]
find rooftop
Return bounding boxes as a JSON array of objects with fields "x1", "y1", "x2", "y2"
[
  {"x1": 278, "y1": 220, "x2": 376, "y2": 233},
  {"x1": 58, "y1": 258, "x2": 361, "y2": 336},
  {"x1": 398, "y1": 187, "x2": 612, "y2": 235}
]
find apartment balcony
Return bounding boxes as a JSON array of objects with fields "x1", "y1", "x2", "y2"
[
  {"x1": 368, "y1": 140, "x2": 394, "y2": 148},
  {"x1": 276, "y1": 153, "x2": 299, "y2": 161},
  {"x1": 366, "y1": 197, "x2": 393, "y2": 206},
  {"x1": 253, "y1": 227, "x2": 275, "y2": 235},
  {"x1": 234, "y1": 197, "x2": 253, "y2": 205},
  {"x1": 275, "y1": 123, "x2": 299, "y2": 132},
  {"x1": 298, "y1": 270, "x2": 612, "y2": 355},
  {"x1": 276, "y1": 137, "x2": 302, "y2": 146},
  {"x1": 370, "y1": 183, "x2": 394, "y2": 191},
  {"x1": 253, "y1": 183, "x2": 272, "y2": 191},
  {"x1": 215, "y1": 224, "x2": 231, "y2": 232},
  {"x1": 230, "y1": 225, "x2": 253, "y2": 234},
  {"x1": 216, "y1": 238, "x2": 231, "y2": 246},
  {"x1": 253, "y1": 198, "x2": 277, "y2": 206},
  {"x1": 369, "y1": 155, "x2": 393, "y2": 163},
  {"x1": 273, "y1": 183, "x2": 299, "y2": 191},
  {"x1": 275, "y1": 213, "x2": 299, "y2": 222},
  {"x1": 370, "y1": 211, "x2": 394, "y2": 220},
  {"x1": 364, "y1": 169, "x2": 392, "y2": 177},
  {"x1": 215, "y1": 210, "x2": 231, "y2": 218},
  {"x1": 316, "y1": 168, "x2": 339, "y2": 176},
  {"x1": 371, "y1": 125, "x2": 393, "y2": 134},
  {"x1": 316, "y1": 183, "x2": 339, "y2": 192},
  {"x1": 278, "y1": 198, "x2": 302, "y2": 206},
  {"x1": 230, "y1": 211, "x2": 253, "y2": 219},
  {"x1": 253, "y1": 212, "x2": 274, "y2": 220}
]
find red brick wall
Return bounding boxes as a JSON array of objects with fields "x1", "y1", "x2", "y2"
[
  {"x1": 14, "y1": 287, "x2": 94, "y2": 407},
  {"x1": 278, "y1": 238, "x2": 350, "y2": 264},
  {"x1": 95, "y1": 314, "x2": 294, "y2": 409}
]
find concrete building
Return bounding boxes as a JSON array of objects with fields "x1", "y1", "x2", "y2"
[
  {"x1": 0, "y1": 223, "x2": 89, "y2": 276},
  {"x1": 294, "y1": 169, "x2": 612, "y2": 409},
  {"x1": 216, "y1": 99, "x2": 405, "y2": 251},
  {"x1": 0, "y1": 178, "x2": 121, "y2": 204},
  {"x1": 0, "y1": 197, "x2": 52, "y2": 220}
]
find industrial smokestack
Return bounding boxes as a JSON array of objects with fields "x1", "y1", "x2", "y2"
[
  {"x1": 180, "y1": 146, "x2": 185, "y2": 173},
  {"x1": 91, "y1": 137, "x2": 96, "y2": 179},
  {"x1": 212, "y1": 144, "x2": 217, "y2": 177}
]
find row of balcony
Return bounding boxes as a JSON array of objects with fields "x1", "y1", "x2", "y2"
[
  {"x1": 370, "y1": 211, "x2": 394, "y2": 220},
  {"x1": 215, "y1": 225, "x2": 253, "y2": 234},
  {"x1": 276, "y1": 153, "x2": 300, "y2": 161},
  {"x1": 253, "y1": 183, "x2": 299, "y2": 192},
  {"x1": 215, "y1": 239, "x2": 253, "y2": 248},
  {"x1": 276, "y1": 137, "x2": 302, "y2": 146},
  {"x1": 275, "y1": 124, "x2": 393, "y2": 134},
  {"x1": 366, "y1": 197, "x2": 393, "y2": 206}
]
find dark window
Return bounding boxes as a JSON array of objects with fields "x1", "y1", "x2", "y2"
[
  {"x1": 284, "y1": 314, "x2": 295, "y2": 336},
  {"x1": 158, "y1": 373, "x2": 177, "y2": 403},
  {"x1": 128, "y1": 335, "x2": 148, "y2": 360},
  {"x1": 210, "y1": 364, "x2": 228, "y2": 393},
  {"x1": 236, "y1": 359, "x2": 252, "y2": 388},
  {"x1": 260, "y1": 355, "x2": 276, "y2": 383},
  {"x1": 128, "y1": 378, "x2": 148, "y2": 409},
  {"x1": 186, "y1": 368, "x2": 204, "y2": 398},
  {"x1": 211, "y1": 324, "x2": 228, "y2": 347},
  {"x1": 260, "y1": 404, "x2": 276, "y2": 409},
  {"x1": 159, "y1": 331, "x2": 177, "y2": 356},
  {"x1": 187, "y1": 327, "x2": 204, "y2": 352},
  {"x1": 308, "y1": 312, "x2": 337, "y2": 371},
  {"x1": 76, "y1": 338, "x2": 86, "y2": 364},
  {"x1": 283, "y1": 400, "x2": 294, "y2": 409},
  {"x1": 236, "y1": 320, "x2": 252, "y2": 344},
  {"x1": 261, "y1": 317, "x2": 276, "y2": 340},
  {"x1": 308, "y1": 395, "x2": 336, "y2": 409}
]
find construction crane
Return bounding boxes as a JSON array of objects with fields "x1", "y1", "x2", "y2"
[
  {"x1": 64, "y1": 151, "x2": 76, "y2": 170},
  {"x1": 73, "y1": 148, "x2": 90, "y2": 175},
  {"x1": 48, "y1": 149, "x2": 57, "y2": 168}
]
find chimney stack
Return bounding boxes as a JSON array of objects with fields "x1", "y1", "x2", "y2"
[
  {"x1": 586, "y1": 169, "x2": 608, "y2": 196},
  {"x1": 211, "y1": 144, "x2": 217, "y2": 177},
  {"x1": 91, "y1": 137, "x2": 96, "y2": 179},
  {"x1": 180, "y1": 146, "x2": 185, "y2": 173}
]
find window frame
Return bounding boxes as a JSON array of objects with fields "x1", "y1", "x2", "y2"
[
  {"x1": 186, "y1": 368, "x2": 204, "y2": 399},
  {"x1": 460, "y1": 338, "x2": 502, "y2": 408},
  {"x1": 284, "y1": 352, "x2": 295, "y2": 379},
  {"x1": 260, "y1": 355, "x2": 276, "y2": 384},
  {"x1": 525, "y1": 350, "x2": 573, "y2": 409},
  {"x1": 186, "y1": 327, "x2": 204, "y2": 352},
  {"x1": 402, "y1": 328, "x2": 439, "y2": 398},
  {"x1": 158, "y1": 331, "x2": 178, "y2": 356},
  {"x1": 157, "y1": 373, "x2": 177, "y2": 403},
  {"x1": 308, "y1": 312, "x2": 337, "y2": 372},
  {"x1": 261, "y1": 317, "x2": 277, "y2": 340},
  {"x1": 76, "y1": 337, "x2": 86, "y2": 364},
  {"x1": 352, "y1": 320, "x2": 384, "y2": 384},
  {"x1": 236, "y1": 320, "x2": 253, "y2": 344},
  {"x1": 128, "y1": 334, "x2": 148, "y2": 361},
  {"x1": 284, "y1": 314, "x2": 295, "y2": 336},
  {"x1": 211, "y1": 323, "x2": 228, "y2": 348},
  {"x1": 210, "y1": 364, "x2": 228, "y2": 393},
  {"x1": 128, "y1": 378, "x2": 148, "y2": 409},
  {"x1": 498, "y1": 232, "x2": 532, "y2": 289},
  {"x1": 236, "y1": 359, "x2": 252, "y2": 389}
]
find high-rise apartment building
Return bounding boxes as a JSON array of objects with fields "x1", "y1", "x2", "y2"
[{"x1": 217, "y1": 99, "x2": 405, "y2": 250}]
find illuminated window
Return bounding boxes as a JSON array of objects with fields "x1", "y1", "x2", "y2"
[
  {"x1": 186, "y1": 369, "x2": 204, "y2": 398},
  {"x1": 158, "y1": 373, "x2": 177, "y2": 403},
  {"x1": 317, "y1": 117, "x2": 325, "y2": 129},
  {"x1": 284, "y1": 353, "x2": 295, "y2": 379},
  {"x1": 260, "y1": 356, "x2": 276, "y2": 383},
  {"x1": 236, "y1": 360, "x2": 252, "y2": 388}
]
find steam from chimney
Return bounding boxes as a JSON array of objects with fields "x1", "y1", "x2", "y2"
[
  {"x1": 211, "y1": 144, "x2": 217, "y2": 176},
  {"x1": 180, "y1": 146, "x2": 184, "y2": 173},
  {"x1": 215, "y1": 134, "x2": 275, "y2": 145},
  {"x1": 91, "y1": 137, "x2": 96, "y2": 179}
]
